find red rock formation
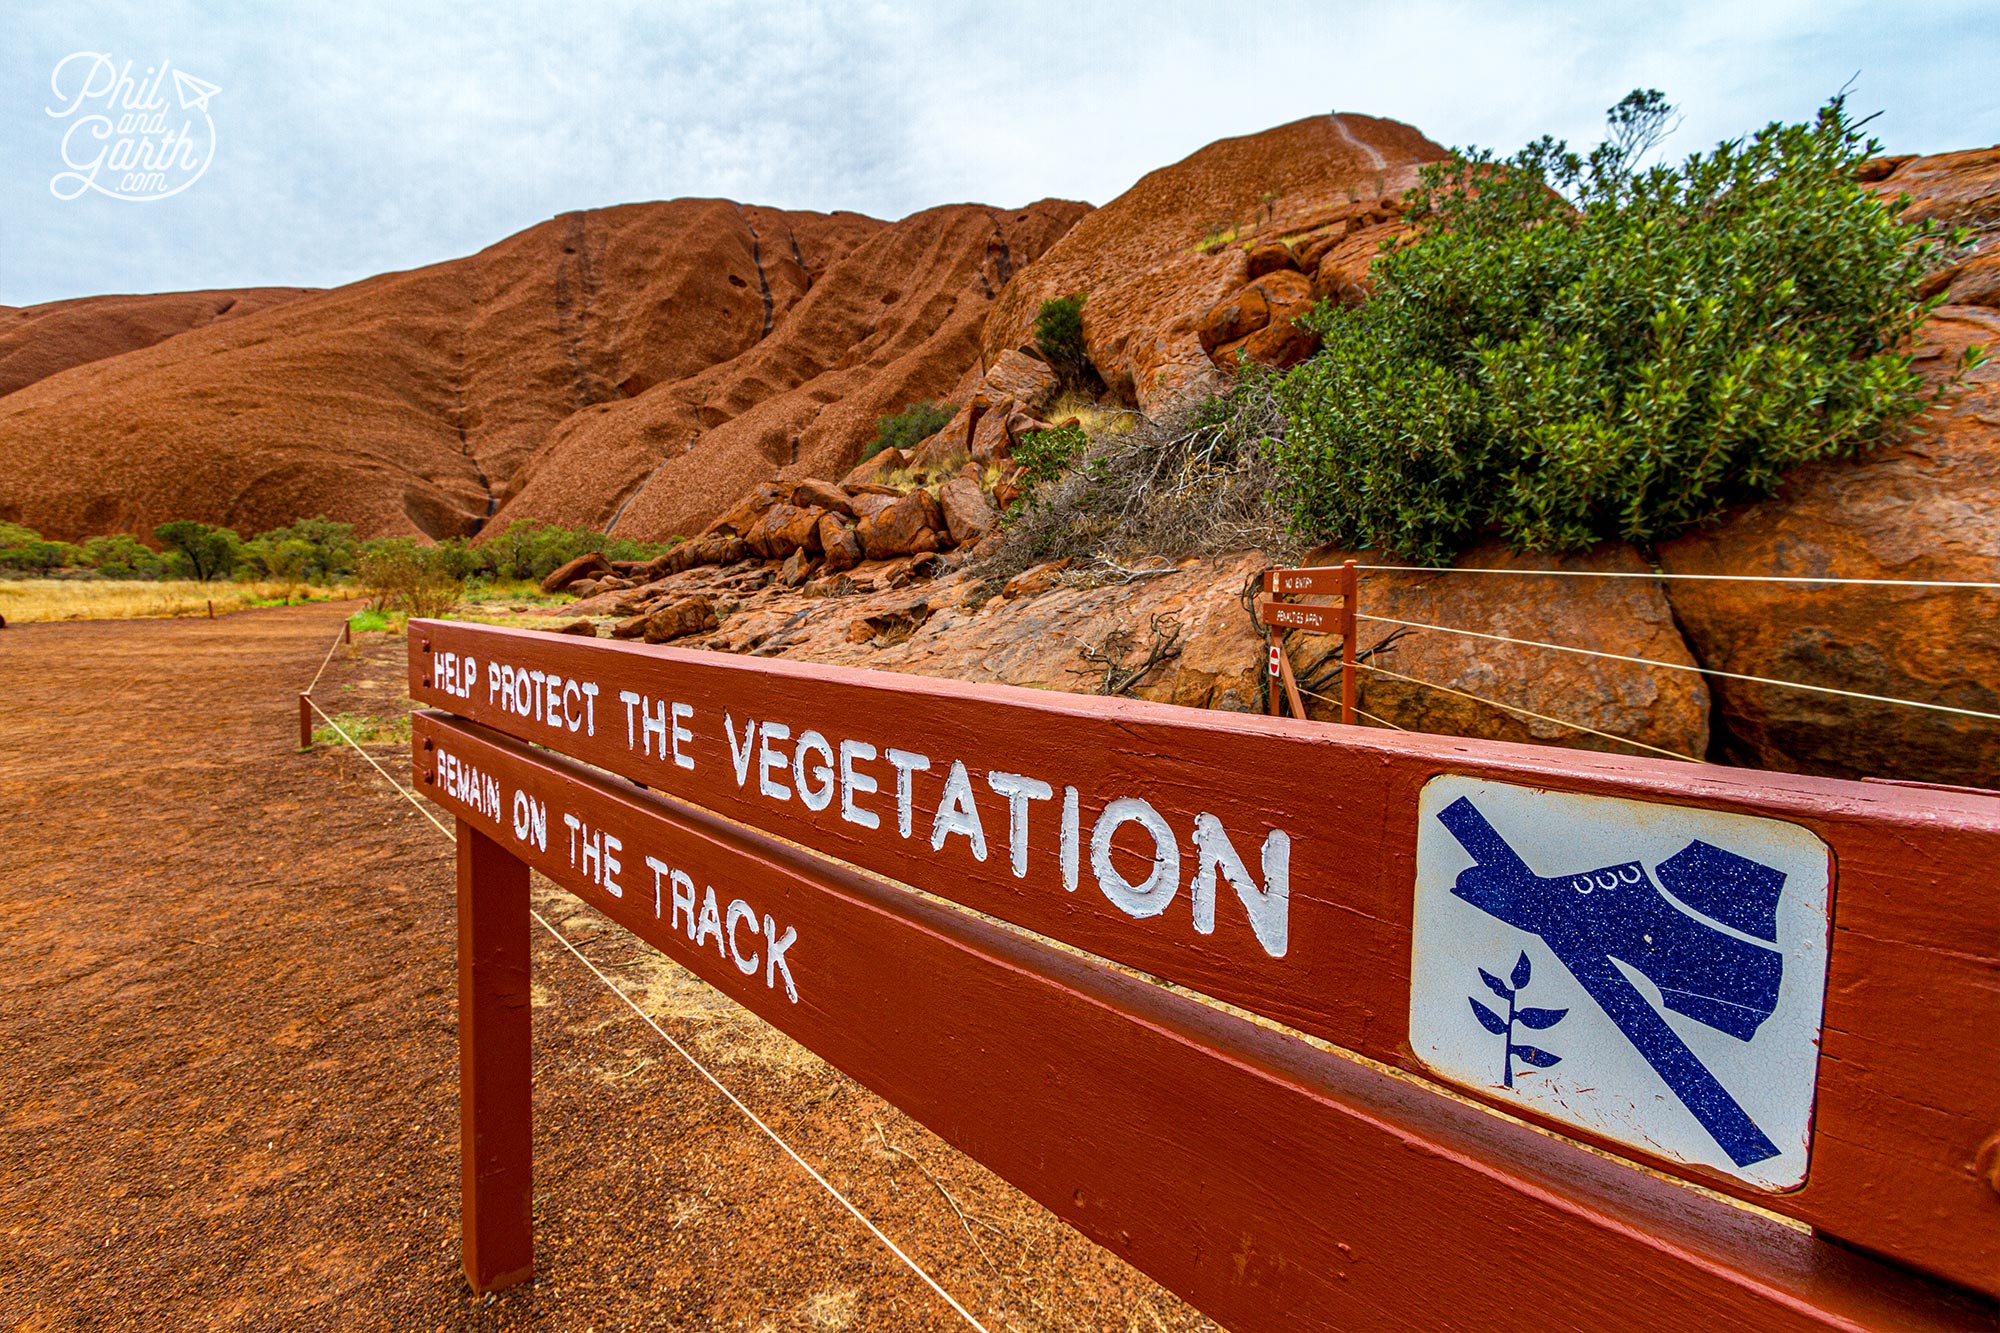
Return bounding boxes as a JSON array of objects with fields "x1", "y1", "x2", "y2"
[
  {"x1": 522, "y1": 200, "x2": 1084, "y2": 540},
  {"x1": 0, "y1": 198, "x2": 1082, "y2": 542},
  {"x1": 980, "y1": 114, "x2": 1446, "y2": 410},
  {"x1": 1657, "y1": 305, "x2": 2000, "y2": 784},
  {"x1": 0, "y1": 287, "x2": 315, "y2": 399}
]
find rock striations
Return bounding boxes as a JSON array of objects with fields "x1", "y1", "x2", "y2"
[{"x1": 0, "y1": 199, "x2": 1080, "y2": 542}]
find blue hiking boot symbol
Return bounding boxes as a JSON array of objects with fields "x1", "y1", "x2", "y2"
[{"x1": 1436, "y1": 796, "x2": 1787, "y2": 1168}]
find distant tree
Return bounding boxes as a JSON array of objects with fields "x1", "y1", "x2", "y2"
[
  {"x1": 246, "y1": 515, "x2": 357, "y2": 582},
  {"x1": 153, "y1": 520, "x2": 243, "y2": 582},
  {"x1": 1603, "y1": 88, "x2": 1680, "y2": 170},
  {"x1": 356, "y1": 537, "x2": 463, "y2": 617},
  {"x1": 863, "y1": 402, "x2": 955, "y2": 461},
  {"x1": 0, "y1": 522, "x2": 76, "y2": 574},
  {"x1": 79, "y1": 534, "x2": 169, "y2": 579}
]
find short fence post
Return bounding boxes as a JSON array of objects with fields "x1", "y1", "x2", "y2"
[
  {"x1": 1339, "y1": 559, "x2": 1358, "y2": 727},
  {"x1": 343, "y1": 619, "x2": 352, "y2": 645},
  {"x1": 298, "y1": 694, "x2": 313, "y2": 749},
  {"x1": 454, "y1": 817, "x2": 535, "y2": 1293}
]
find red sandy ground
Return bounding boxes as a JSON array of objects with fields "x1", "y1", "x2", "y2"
[{"x1": 0, "y1": 603, "x2": 1214, "y2": 1332}]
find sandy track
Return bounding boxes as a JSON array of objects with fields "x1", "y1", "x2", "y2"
[{"x1": 0, "y1": 605, "x2": 1211, "y2": 1332}]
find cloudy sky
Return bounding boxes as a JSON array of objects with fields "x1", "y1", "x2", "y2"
[{"x1": 5, "y1": 1, "x2": 1996, "y2": 306}]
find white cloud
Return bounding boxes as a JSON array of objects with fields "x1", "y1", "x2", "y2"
[{"x1": 2, "y1": 0, "x2": 1993, "y2": 305}]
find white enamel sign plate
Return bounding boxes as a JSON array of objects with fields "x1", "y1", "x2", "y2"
[{"x1": 1410, "y1": 776, "x2": 1834, "y2": 1190}]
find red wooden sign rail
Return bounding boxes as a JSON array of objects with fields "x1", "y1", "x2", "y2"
[{"x1": 407, "y1": 619, "x2": 2000, "y2": 1330}]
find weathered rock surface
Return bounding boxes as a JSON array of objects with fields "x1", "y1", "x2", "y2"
[
  {"x1": 1873, "y1": 146, "x2": 2000, "y2": 226},
  {"x1": 842, "y1": 447, "x2": 907, "y2": 488},
  {"x1": 1200, "y1": 269, "x2": 1318, "y2": 370},
  {"x1": 977, "y1": 349, "x2": 1062, "y2": 415},
  {"x1": 1284, "y1": 544, "x2": 1711, "y2": 760},
  {"x1": 818, "y1": 514, "x2": 863, "y2": 573},
  {"x1": 938, "y1": 477, "x2": 997, "y2": 545},
  {"x1": 540, "y1": 551, "x2": 613, "y2": 593},
  {"x1": 0, "y1": 199, "x2": 1084, "y2": 541},
  {"x1": 857, "y1": 489, "x2": 944, "y2": 559},
  {"x1": 1656, "y1": 305, "x2": 2000, "y2": 784},
  {"x1": 791, "y1": 479, "x2": 854, "y2": 516},
  {"x1": 638, "y1": 595, "x2": 719, "y2": 644},
  {"x1": 510, "y1": 200, "x2": 1086, "y2": 541},
  {"x1": 980, "y1": 114, "x2": 1445, "y2": 410},
  {"x1": 0, "y1": 287, "x2": 315, "y2": 400}
]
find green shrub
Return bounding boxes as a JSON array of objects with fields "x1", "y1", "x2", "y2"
[
  {"x1": 863, "y1": 401, "x2": 955, "y2": 461},
  {"x1": 153, "y1": 520, "x2": 243, "y2": 582},
  {"x1": 78, "y1": 534, "x2": 168, "y2": 579},
  {"x1": 473, "y1": 520, "x2": 675, "y2": 582},
  {"x1": 1032, "y1": 294, "x2": 1094, "y2": 392},
  {"x1": 357, "y1": 537, "x2": 463, "y2": 617},
  {"x1": 0, "y1": 522, "x2": 79, "y2": 573},
  {"x1": 1013, "y1": 424, "x2": 1088, "y2": 485},
  {"x1": 1268, "y1": 94, "x2": 1979, "y2": 564},
  {"x1": 244, "y1": 516, "x2": 356, "y2": 582}
]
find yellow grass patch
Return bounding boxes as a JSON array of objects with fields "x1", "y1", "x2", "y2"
[
  {"x1": 1047, "y1": 390, "x2": 1139, "y2": 437},
  {"x1": 0, "y1": 579, "x2": 365, "y2": 624}
]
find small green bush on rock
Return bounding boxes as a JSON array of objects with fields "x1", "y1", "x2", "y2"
[
  {"x1": 1268, "y1": 94, "x2": 1979, "y2": 564},
  {"x1": 863, "y1": 401, "x2": 955, "y2": 461},
  {"x1": 1033, "y1": 294, "x2": 1095, "y2": 392}
]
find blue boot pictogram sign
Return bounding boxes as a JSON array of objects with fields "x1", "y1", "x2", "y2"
[{"x1": 1436, "y1": 796, "x2": 1788, "y2": 1169}]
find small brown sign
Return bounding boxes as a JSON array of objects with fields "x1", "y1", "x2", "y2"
[
  {"x1": 1265, "y1": 567, "x2": 1347, "y2": 596},
  {"x1": 1258, "y1": 600, "x2": 1339, "y2": 633}
]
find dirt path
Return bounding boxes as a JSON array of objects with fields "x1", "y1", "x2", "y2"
[{"x1": 0, "y1": 605, "x2": 1213, "y2": 1332}]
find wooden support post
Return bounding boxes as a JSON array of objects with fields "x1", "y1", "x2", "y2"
[
  {"x1": 298, "y1": 694, "x2": 313, "y2": 749},
  {"x1": 343, "y1": 618, "x2": 352, "y2": 645},
  {"x1": 1276, "y1": 631, "x2": 1308, "y2": 721},
  {"x1": 455, "y1": 818, "x2": 535, "y2": 1293},
  {"x1": 1265, "y1": 635, "x2": 1279, "y2": 715},
  {"x1": 1339, "y1": 559, "x2": 1359, "y2": 726}
]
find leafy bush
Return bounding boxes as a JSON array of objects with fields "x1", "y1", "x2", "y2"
[
  {"x1": 1268, "y1": 94, "x2": 1978, "y2": 564},
  {"x1": 243, "y1": 516, "x2": 356, "y2": 582},
  {"x1": 78, "y1": 534, "x2": 169, "y2": 579},
  {"x1": 153, "y1": 520, "x2": 244, "y2": 582},
  {"x1": 357, "y1": 538, "x2": 464, "y2": 617},
  {"x1": 473, "y1": 520, "x2": 674, "y2": 583},
  {"x1": 1013, "y1": 424, "x2": 1088, "y2": 484},
  {"x1": 1032, "y1": 294, "x2": 1094, "y2": 392},
  {"x1": 863, "y1": 401, "x2": 955, "y2": 462},
  {"x1": 0, "y1": 522, "x2": 79, "y2": 573}
]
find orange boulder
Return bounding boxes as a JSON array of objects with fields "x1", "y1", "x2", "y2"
[{"x1": 981, "y1": 113, "x2": 1445, "y2": 410}]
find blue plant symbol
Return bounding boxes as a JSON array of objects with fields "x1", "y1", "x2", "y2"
[
  {"x1": 1469, "y1": 950, "x2": 1568, "y2": 1088},
  {"x1": 1437, "y1": 796, "x2": 1787, "y2": 1169}
]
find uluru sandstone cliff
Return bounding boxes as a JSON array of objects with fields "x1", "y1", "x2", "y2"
[
  {"x1": 0, "y1": 198, "x2": 1081, "y2": 542},
  {"x1": 505, "y1": 201, "x2": 1085, "y2": 538},
  {"x1": 0, "y1": 287, "x2": 315, "y2": 399},
  {"x1": 979, "y1": 113, "x2": 1446, "y2": 410}
]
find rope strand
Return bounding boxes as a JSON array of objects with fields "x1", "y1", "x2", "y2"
[
  {"x1": 1350, "y1": 661, "x2": 1703, "y2": 763},
  {"x1": 1355, "y1": 613, "x2": 2000, "y2": 722},
  {"x1": 1328, "y1": 565, "x2": 2000, "y2": 591}
]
